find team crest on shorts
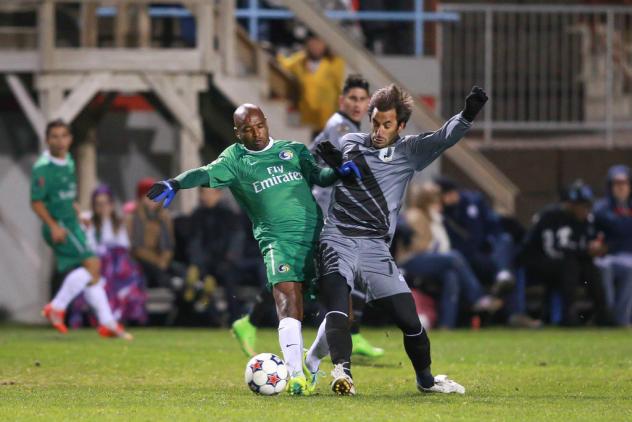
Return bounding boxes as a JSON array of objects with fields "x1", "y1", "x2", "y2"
[
  {"x1": 279, "y1": 150, "x2": 294, "y2": 160},
  {"x1": 278, "y1": 264, "x2": 291, "y2": 273}
]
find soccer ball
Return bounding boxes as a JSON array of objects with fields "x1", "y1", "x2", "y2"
[{"x1": 244, "y1": 353, "x2": 288, "y2": 395}]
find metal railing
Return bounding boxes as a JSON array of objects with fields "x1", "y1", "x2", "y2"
[
  {"x1": 439, "y1": 3, "x2": 632, "y2": 146},
  {"x1": 94, "y1": 0, "x2": 460, "y2": 56},
  {"x1": 237, "y1": 0, "x2": 458, "y2": 56}
]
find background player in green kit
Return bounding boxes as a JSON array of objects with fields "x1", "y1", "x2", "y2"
[
  {"x1": 31, "y1": 119, "x2": 132, "y2": 340},
  {"x1": 146, "y1": 104, "x2": 360, "y2": 396}
]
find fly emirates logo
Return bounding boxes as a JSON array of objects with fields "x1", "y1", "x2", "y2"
[{"x1": 253, "y1": 165, "x2": 303, "y2": 193}]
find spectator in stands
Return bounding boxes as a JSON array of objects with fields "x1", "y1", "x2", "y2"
[
  {"x1": 435, "y1": 177, "x2": 516, "y2": 294},
  {"x1": 128, "y1": 178, "x2": 179, "y2": 289},
  {"x1": 520, "y1": 180, "x2": 612, "y2": 326},
  {"x1": 278, "y1": 33, "x2": 345, "y2": 135},
  {"x1": 89, "y1": 185, "x2": 147, "y2": 324},
  {"x1": 398, "y1": 182, "x2": 503, "y2": 328},
  {"x1": 594, "y1": 165, "x2": 632, "y2": 327},
  {"x1": 184, "y1": 187, "x2": 245, "y2": 323},
  {"x1": 70, "y1": 185, "x2": 147, "y2": 327},
  {"x1": 87, "y1": 185, "x2": 130, "y2": 254}
]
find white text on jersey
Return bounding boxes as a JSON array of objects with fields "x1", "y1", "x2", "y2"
[{"x1": 253, "y1": 170, "x2": 303, "y2": 193}]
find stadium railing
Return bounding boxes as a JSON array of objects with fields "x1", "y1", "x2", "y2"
[{"x1": 440, "y1": 3, "x2": 632, "y2": 147}]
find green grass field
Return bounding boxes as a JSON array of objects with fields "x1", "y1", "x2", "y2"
[{"x1": 0, "y1": 326, "x2": 631, "y2": 421}]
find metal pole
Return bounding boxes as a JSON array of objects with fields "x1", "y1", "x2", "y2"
[
  {"x1": 249, "y1": 0, "x2": 259, "y2": 41},
  {"x1": 605, "y1": 9, "x2": 614, "y2": 148},
  {"x1": 415, "y1": 0, "x2": 424, "y2": 56},
  {"x1": 484, "y1": 8, "x2": 493, "y2": 144}
]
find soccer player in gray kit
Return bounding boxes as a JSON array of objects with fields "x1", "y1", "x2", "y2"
[
  {"x1": 309, "y1": 84, "x2": 488, "y2": 395},
  {"x1": 310, "y1": 74, "x2": 385, "y2": 359}
]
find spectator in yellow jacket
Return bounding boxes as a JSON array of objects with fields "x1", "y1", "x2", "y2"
[{"x1": 279, "y1": 34, "x2": 345, "y2": 135}]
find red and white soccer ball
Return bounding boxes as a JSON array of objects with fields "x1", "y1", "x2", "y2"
[{"x1": 244, "y1": 353, "x2": 289, "y2": 395}]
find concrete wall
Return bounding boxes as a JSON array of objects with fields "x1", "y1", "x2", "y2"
[
  {"x1": 0, "y1": 110, "x2": 49, "y2": 323},
  {"x1": 0, "y1": 155, "x2": 51, "y2": 323}
]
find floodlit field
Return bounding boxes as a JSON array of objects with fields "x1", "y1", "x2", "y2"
[{"x1": 1, "y1": 326, "x2": 631, "y2": 421}]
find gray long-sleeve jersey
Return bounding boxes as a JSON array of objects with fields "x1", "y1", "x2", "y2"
[
  {"x1": 321, "y1": 112, "x2": 472, "y2": 243},
  {"x1": 310, "y1": 111, "x2": 361, "y2": 212}
]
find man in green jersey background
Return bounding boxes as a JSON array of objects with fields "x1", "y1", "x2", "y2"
[
  {"x1": 147, "y1": 104, "x2": 360, "y2": 395},
  {"x1": 31, "y1": 119, "x2": 132, "y2": 340}
]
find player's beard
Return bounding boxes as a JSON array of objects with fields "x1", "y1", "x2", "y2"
[{"x1": 371, "y1": 134, "x2": 393, "y2": 149}]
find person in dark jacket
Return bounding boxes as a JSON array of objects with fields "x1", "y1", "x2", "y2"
[
  {"x1": 185, "y1": 187, "x2": 245, "y2": 323},
  {"x1": 435, "y1": 177, "x2": 516, "y2": 294},
  {"x1": 128, "y1": 178, "x2": 177, "y2": 289},
  {"x1": 520, "y1": 180, "x2": 612, "y2": 326},
  {"x1": 593, "y1": 165, "x2": 632, "y2": 327}
]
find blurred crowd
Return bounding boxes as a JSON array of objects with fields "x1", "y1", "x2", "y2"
[
  {"x1": 66, "y1": 163, "x2": 632, "y2": 330},
  {"x1": 57, "y1": 9, "x2": 632, "y2": 330},
  {"x1": 395, "y1": 165, "x2": 632, "y2": 329},
  {"x1": 268, "y1": 14, "x2": 632, "y2": 330},
  {"x1": 65, "y1": 179, "x2": 268, "y2": 328},
  {"x1": 67, "y1": 30, "x2": 632, "y2": 330}
]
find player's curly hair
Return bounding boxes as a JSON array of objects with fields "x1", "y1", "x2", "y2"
[
  {"x1": 368, "y1": 84, "x2": 414, "y2": 125},
  {"x1": 45, "y1": 118, "x2": 71, "y2": 138}
]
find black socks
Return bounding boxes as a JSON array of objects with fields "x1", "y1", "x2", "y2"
[
  {"x1": 249, "y1": 286, "x2": 273, "y2": 327},
  {"x1": 326, "y1": 311, "x2": 353, "y2": 377}
]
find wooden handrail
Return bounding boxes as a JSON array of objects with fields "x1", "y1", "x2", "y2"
[{"x1": 234, "y1": 24, "x2": 298, "y2": 103}]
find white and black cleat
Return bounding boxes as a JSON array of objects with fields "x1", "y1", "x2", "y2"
[
  {"x1": 418, "y1": 374, "x2": 465, "y2": 394},
  {"x1": 330, "y1": 364, "x2": 356, "y2": 396}
]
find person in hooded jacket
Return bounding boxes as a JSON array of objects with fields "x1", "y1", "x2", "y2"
[
  {"x1": 593, "y1": 165, "x2": 632, "y2": 327},
  {"x1": 434, "y1": 177, "x2": 516, "y2": 295}
]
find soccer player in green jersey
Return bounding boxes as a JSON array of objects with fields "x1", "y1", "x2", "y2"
[
  {"x1": 232, "y1": 75, "x2": 383, "y2": 361},
  {"x1": 32, "y1": 120, "x2": 132, "y2": 340},
  {"x1": 147, "y1": 104, "x2": 359, "y2": 395}
]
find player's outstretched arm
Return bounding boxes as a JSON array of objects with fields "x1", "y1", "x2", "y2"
[
  {"x1": 406, "y1": 86, "x2": 488, "y2": 170},
  {"x1": 146, "y1": 167, "x2": 211, "y2": 207},
  {"x1": 431, "y1": 85, "x2": 488, "y2": 144}
]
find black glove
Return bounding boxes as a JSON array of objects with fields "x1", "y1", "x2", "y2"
[
  {"x1": 315, "y1": 141, "x2": 362, "y2": 180},
  {"x1": 315, "y1": 140, "x2": 343, "y2": 168},
  {"x1": 146, "y1": 179, "x2": 181, "y2": 207},
  {"x1": 461, "y1": 86, "x2": 488, "y2": 122}
]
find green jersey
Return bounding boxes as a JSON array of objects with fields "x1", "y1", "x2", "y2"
[
  {"x1": 177, "y1": 139, "x2": 337, "y2": 245},
  {"x1": 31, "y1": 151, "x2": 78, "y2": 225},
  {"x1": 31, "y1": 151, "x2": 92, "y2": 271}
]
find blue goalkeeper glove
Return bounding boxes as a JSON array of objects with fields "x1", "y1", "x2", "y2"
[
  {"x1": 337, "y1": 161, "x2": 362, "y2": 180},
  {"x1": 146, "y1": 179, "x2": 180, "y2": 208}
]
